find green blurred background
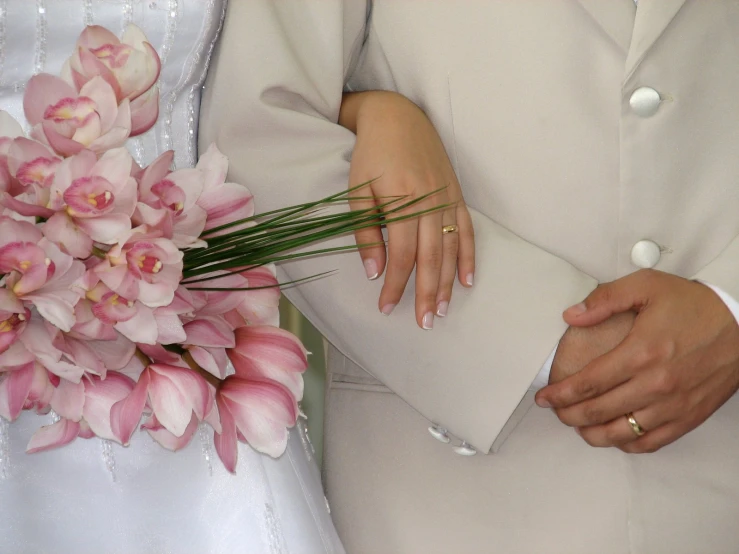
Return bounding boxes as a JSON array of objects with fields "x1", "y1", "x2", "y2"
[{"x1": 280, "y1": 298, "x2": 326, "y2": 466}]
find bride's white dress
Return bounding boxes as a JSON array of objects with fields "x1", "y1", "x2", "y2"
[{"x1": 0, "y1": 2, "x2": 345, "y2": 553}]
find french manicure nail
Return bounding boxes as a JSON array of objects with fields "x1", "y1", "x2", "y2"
[
  {"x1": 364, "y1": 259, "x2": 379, "y2": 280},
  {"x1": 465, "y1": 273, "x2": 474, "y2": 287},
  {"x1": 436, "y1": 301, "x2": 449, "y2": 317},
  {"x1": 422, "y1": 312, "x2": 434, "y2": 330},
  {"x1": 381, "y1": 303, "x2": 396, "y2": 316}
]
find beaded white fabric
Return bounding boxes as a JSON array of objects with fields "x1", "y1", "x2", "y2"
[{"x1": 0, "y1": 2, "x2": 344, "y2": 553}]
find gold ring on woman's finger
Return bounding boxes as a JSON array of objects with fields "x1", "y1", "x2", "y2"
[{"x1": 442, "y1": 224, "x2": 459, "y2": 234}]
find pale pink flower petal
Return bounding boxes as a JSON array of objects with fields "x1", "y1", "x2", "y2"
[
  {"x1": 152, "y1": 308, "x2": 187, "y2": 345},
  {"x1": 200, "y1": 182, "x2": 255, "y2": 232},
  {"x1": 228, "y1": 326, "x2": 307, "y2": 401},
  {"x1": 74, "y1": 212, "x2": 132, "y2": 245},
  {"x1": 42, "y1": 211, "x2": 93, "y2": 259},
  {"x1": 114, "y1": 303, "x2": 158, "y2": 345},
  {"x1": 184, "y1": 316, "x2": 235, "y2": 348},
  {"x1": 23, "y1": 74, "x2": 78, "y2": 125},
  {"x1": 50, "y1": 378, "x2": 85, "y2": 421},
  {"x1": 0, "y1": 362, "x2": 35, "y2": 420},
  {"x1": 187, "y1": 346, "x2": 229, "y2": 380},
  {"x1": 89, "y1": 332, "x2": 136, "y2": 371},
  {"x1": 78, "y1": 25, "x2": 120, "y2": 50},
  {"x1": 213, "y1": 395, "x2": 238, "y2": 473},
  {"x1": 0, "y1": 110, "x2": 24, "y2": 139},
  {"x1": 142, "y1": 412, "x2": 198, "y2": 452},
  {"x1": 83, "y1": 372, "x2": 135, "y2": 441},
  {"x1": 130, "y1": 87, "x2": 159, "y2": 136},
  {"x1": 148, "y1": 364, "x2": 210, "y2": 437},
  {"x1": 26, "y1": 418, "x2": 80, "y2": 454},
  {"x1": 79, "y1": 76, "x2": 118, "y2": 133},
  {"x1": 39, "y1": 122, "x2": 86, "y2": 157},
  {"x1": 110, "y1": 367, "x2": 149, "y2": 445},
  {"x1": 219, "y1": 378, "x2": 297, "y2": 458}
]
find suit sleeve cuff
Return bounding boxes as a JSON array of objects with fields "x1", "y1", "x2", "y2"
[{"x1": 529, "y1": 342, "x2": 560, "y2": 391}]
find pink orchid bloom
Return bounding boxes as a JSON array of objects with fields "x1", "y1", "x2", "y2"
[
  {"x1": 43, "y1": 370, "x2": 134, "y2": 446},
  {"x1": 94, "y1": 232, "x2": 183, "y2": 310},
  {"x1": 227, "y1": 326, "x2": 307, "y2": 402},
  {"x1": 65, "y1": 25, "x2": 161, "y2": 100},
  {"x1": 0, "y1": 362, "x2": 54, "y2": 422},
  {"x1": 24, "y1": 73, "x2": 131, "y2": 157},
  {"x1": 0, "y1": 289, "x2": 30, "y2": 355},
  {"x1": 63, "y1": 25, "x2": 161, "y2": 136},
  {"x1": 0, "y1": 111, "x2": 27, "y2": 199},
  {"x1": 0, "y1": 232, "x2": 85, "y2": 332},
  {"x1": 111, "y1": 363, "x2": 216, "y2": 445},
  {"x1": 44, "y1": 148, "x2": 137, "y2": 258},
  {"x1": 229, "y1": 265, "x2": 281, "y2": 327},
  {"x1": 196, "y1": 144, "x2": 255, "y2": 233},
  {"x1": 182, "y1": 314, "x2": 236, "y2": 379},
  {"x1": 83, "y1": 278, "x2": 185, "y2": 346},
  {"x1": 0, "y1": 138, "x2": 62, "y2": 220},
  {"x1": 0, "y1": 317, "x2": 85, "y2": 383},
  {"x1": 134, "y1": 151, "x2": 208, "y2": 248},
  {"x1": 215, "y1": 377, "x2": 299, "y2": 471},
  {"x1": 48, "y1": 320, "x2": 136, "y2": 380}
]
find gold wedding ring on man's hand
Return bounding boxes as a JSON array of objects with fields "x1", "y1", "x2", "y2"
[
  {"x1": 626, "y1": 413, "x2": 646, "y2": 437},
  {"x1": 442, "y1": 224, "x2": 459, "y2": 234}
]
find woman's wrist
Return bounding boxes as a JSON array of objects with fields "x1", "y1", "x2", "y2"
[{"x1": 339, "y1": 90, "x2": 415, "y2": 134}]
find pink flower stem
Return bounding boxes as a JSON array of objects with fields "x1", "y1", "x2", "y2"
[
  {"x1": 134, "y1": 347, "x2": 153, "y2": 367},
  {"x1": 182, "y1": 350, "x2": 222, "y2": 389},
  {"x1": 134, "y1": 346, "x2": 221, "y2": 388}
]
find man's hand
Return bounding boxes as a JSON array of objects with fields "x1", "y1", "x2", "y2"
[
  {"x1": 536, "y1": 270, "x2": 739, "y2": 453},
  {"x1": 549, "y1": 311, "x2": 635, "y2": 385}
]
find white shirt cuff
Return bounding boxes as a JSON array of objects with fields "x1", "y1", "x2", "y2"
[
  {"x1": 701, "y1": 282, "x2": 739, "y2": 326},
  {"x1": 530, "y1": 342, "x2": 558, "y2": 391}
]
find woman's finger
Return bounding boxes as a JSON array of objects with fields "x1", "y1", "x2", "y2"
[
  {"x1": 414, "y1": 209, "x2": 444, "y2": 329},
  {"x1": 435, "y1": 207, "x2": 459, "y2": 318},
  {"x1": 456, "y1": 203, "x2": 475, "y2": 287},
  {"x1": 348, "y1": 184, "x2": 387, "y2": 281},
  {"x1": 379, "y1": 218, "x2": 418, "y2": 317}
]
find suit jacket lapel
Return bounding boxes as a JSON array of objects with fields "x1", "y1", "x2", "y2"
[
  {"x1": 575, "y1": 0, "x2": 636, "y2": 53},
  {"x1": 625, "y1": 0, "x2": 689, "y2": 76}
]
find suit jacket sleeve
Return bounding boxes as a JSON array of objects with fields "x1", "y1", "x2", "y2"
[{"x1": 198, "y1": 0, "x2": 598, "y2": 453}]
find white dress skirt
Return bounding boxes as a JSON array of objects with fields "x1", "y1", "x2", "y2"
[{"x1": 0, "y1": 2, "x2": 345, "y2": 553}]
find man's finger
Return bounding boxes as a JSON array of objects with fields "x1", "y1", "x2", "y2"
[
  {"x1": 536, "y1": 335, "x2": 641, "y2": 408},
  {"x1": 563, "y1": 272, "x2": 651, "y2": 328}
]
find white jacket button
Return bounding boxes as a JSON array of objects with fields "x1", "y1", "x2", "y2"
[
  {"x1": 630, "y1": 87, "x2": 661, "y2": 117},
  {"x1": 630, "y1": 240, "x2": 661, "y2": 269},
  {"x1": 427, "y1": 425, "x2": 451, "y2": 444},
  {"x1": 453, "y1": 442, "x2": 477, "y2": 456}
]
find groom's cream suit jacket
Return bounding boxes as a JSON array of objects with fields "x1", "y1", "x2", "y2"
[{"x1": 201, "y1": 1, "x2": 739, "y2": 552}]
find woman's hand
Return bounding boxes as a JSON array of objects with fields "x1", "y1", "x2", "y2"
[{"x1": 339, "y1": 91, "x2": 475, "y2": 330}]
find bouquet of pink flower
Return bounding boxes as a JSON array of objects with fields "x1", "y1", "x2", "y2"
[{"x1": 0, "y1": 25, "x2": 430, "y2": 472}]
